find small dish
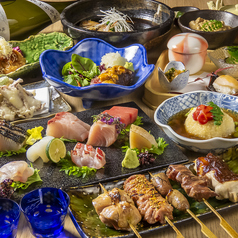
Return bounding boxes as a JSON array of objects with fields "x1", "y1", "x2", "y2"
[
  {"x1": 208, "y1": 46, "x2": 238, "y2": 78},
  {"x1": 154, "y1": 90, "x2": 238, "y2": 154},
  {"x1": 158, "y1": 61, "x2": 189, "y2": 92},
  {"x1": 39, "y1": 38, "x2": 155, "y2": 108}
]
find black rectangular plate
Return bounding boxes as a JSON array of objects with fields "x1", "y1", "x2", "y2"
[
  {"x1": 3, "y1": 102, "x2": 188, "y2": 201},
  {"x1": 64, "y1": 164, "x2": 237, "y2": 238}
]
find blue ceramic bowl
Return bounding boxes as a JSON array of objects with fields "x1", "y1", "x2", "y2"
[
  {"x1": 39, "y1": 38, "x2": 154, "y2": 108},
  {"x1": 154, "y1": 91, "x2": 238, "y2": 154}
]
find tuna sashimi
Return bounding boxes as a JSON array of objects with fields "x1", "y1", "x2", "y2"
[
  {"x1": 87, "y1": 121, "x2": 118, "y2": 147},
  {"x1": 46, "y1": 112, "x2": 90, "y2": 141},
  {"x1": 0, "y1": 161, "x2": 34, "y2": 183},
  {"x1": 102, "y1": 106, "x2": 138, "y2": 126},
  {"x1": 71, "y1": 142, "x2": 106, "y2": 169}
]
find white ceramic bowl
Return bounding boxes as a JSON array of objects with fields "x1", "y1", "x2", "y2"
[{"x1": 154, "y1": 91, "x2": 238, "y2": 154}]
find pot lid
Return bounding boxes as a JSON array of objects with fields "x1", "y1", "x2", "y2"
[{"x1": 167, "y1": 33, "x2": 208, "y2": 54}]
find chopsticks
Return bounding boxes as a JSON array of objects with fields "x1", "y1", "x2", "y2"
[{"x1": 203, "y1": 199, "x2": 238, "y2": 238}]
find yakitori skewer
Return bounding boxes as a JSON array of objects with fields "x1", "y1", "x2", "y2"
[
  {"x1": 98, "y1": 183, "x2": 142, "y2": 238},
  {"x1": 160, "y1": 165, "x2": 219, "y2": 238},
  {"x1": 195, "y1": 154, "x2": 238, "y2": 238}
]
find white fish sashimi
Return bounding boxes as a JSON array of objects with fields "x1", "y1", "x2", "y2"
[
  {"x1": 0, "y1": 161, "x2": 34, "y2": 183},
  {"x1": 46, "y1": 112, "x2": 90, "y2": 141},
  {"x1": 71, "y1": 142, "x2": 106, "y2": 169},
  {"x1": 26, "y1": 136, "x2": 54, "y2": 163}
]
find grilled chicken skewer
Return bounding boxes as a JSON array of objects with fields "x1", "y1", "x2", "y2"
[
  {"x1": 166, "y1": 164, "x2": 218, "y2": 238},
  {"x1": 195, "y1": 154, "x2": 238, "y2": 238},
  {"x1": 92, "y1": 183, "x2": 142, "y2": 238}
]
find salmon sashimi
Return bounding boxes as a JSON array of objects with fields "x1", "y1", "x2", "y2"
[
  {"x1": 0, "y1": 120, "x2": 28, "y2": 152},
  {"x1": 87, "y1": 121, "x2": 118, "y2": 147},
  {"x1": 46, "y1": 112, "x2": 90, "y2": 141},
  {"x1": 102, "y1": 106, "x2": 138, "y2": 126},
  {"x1": 0, "y1": 161, "x2": 34, "y2": 183},
  {"x1": 71, "y1": 142, "x2": 106, "y2": 169}
]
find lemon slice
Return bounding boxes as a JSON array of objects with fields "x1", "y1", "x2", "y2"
[
  {"x1": 129, "y1": 124, "x2": 157, "y2": 150},
  {"x1": 46, "y1": 138, "x2": 66, "y2": 163}
]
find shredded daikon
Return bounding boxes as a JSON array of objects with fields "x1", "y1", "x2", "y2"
[{"x1": 96, "y1": 8, "x2": 134, "y2": 32}]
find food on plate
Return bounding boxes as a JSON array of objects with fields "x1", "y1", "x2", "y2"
[
  {"x1": 129, "y1": 124, "x2": 157, "y2": 150},
  {"x1": 0, "y1": 120, "x2": 28, "y2": 152},
  {"x1": 102, "y1": 106, "x2": 138, "y2": 126},
  {"x1": 224, "y1": 46, "x2": 238, "y2": 64},
  {"x1": 91, "y1": 65, "x2": 134, "y2": 85},
  {"x1": 92, "y1": 188, "x2": 141, "y2": 230},
  {"x1": 212, "y1": 75, "x2": 238, "y2": 95},
  {"x1": 151, "y1": 172, "x2": 190, "y2": 211},
  {"x1": 26, "y1": 136, "x2": 54, "y2": 163},
  {"x1": 46, "y1": 138, "x2": 67, "y2": 163},
  {"x1": 168, "y1": 102, "x2": 237, "y2": 140},
  {"x1": 124, "y1": 174, "x2": 173, "y2": 224},
  {"x1": 87, "y1": 112, "x2": 125, "y2": 147},
  {"x1": 0, "y1": 37, "x2": 26, "y2": 74},
  {"x1": 164, "y1": 67, "x2": 185, "y2": 82},
  {"x1": 62, "y1": 53, "x2": 134, "y2": 87},
  {"x1": 121, "y1": 148, "x2": 140, "y2": 169},
  {"x1": 71, "y1": 142, "x2": 106, "y2": 169},
  {"x1": 195, "y1": 153, "x2": 238, "y2": 202},
  {"x1": 80, "y1": 8, "x2": 134, "y2": 32},
  {"x1": 0, "y1": 77, "x2": 43, "y2": 121},
  {"x1": 0, "y1": 179, "x2": 14, "y2": 198},
  {"x1": 189, "y1": 17, "x2": 231, "y2": 32},
  {"x1": 46, "y1": 112, "x2": 90, "y2": 142},
  {"x1": 0, "y1": 161, "x2": 34, "y2": 183},
  {"x1": 166, "y1": 164, "x2": 217, "y2": 201}
]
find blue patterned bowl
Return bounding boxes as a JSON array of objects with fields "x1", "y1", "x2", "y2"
[
  {"x1": 39, "y1": 38, "x2": 154, "y2": 108},
  {"x1": 154, "y1": 91, "x2": 238, "y2": 154}
]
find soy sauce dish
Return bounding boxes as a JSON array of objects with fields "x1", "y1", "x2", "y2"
[{"x1": 154, "y1": 91, "x2": 238, "y2": 154}]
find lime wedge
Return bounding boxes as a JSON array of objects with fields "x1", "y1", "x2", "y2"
[{"x1": 46, "y1": 138, "x2": 66, "y2": 163}]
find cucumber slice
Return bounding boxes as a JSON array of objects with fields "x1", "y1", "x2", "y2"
[{"x1": 46, "y1": 138, "x2": 66, "y2": 163}]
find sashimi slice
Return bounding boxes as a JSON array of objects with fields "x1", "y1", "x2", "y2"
[
  {"x1": 0, "y1": 161, "x2": 34, "y2": 183},
  {"x1": 102, "y1": 106, "x2": 138, "y2": 126},
  {"x1": 46, "y1": 112, "x2": 90, "y2": 141},
  {"x1": 87, "y1": 121, "x2": 118, "y2": 147},
  {"x1": 71, "y1": 142, "x2": 106, "y2": 169}
]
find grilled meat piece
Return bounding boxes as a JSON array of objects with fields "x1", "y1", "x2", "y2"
[
  {"x1": 166, "y1": 164, "x2": 217, "y2": 202},
  {"x1": 195, "y1": 153, "x2": 238, "y2": 202},
  {"x1": 151, "y1": 172, "x2": 190, "y2": 211},
  {"x1": 92, "y1": 188, "x2": 141, "y2": 231},
  {"x1": 124, "y1": 174, "x2": 173, "y2": 224},
  {"x1": 0, "y1": 120, "x2": 28, "y2": 151}
]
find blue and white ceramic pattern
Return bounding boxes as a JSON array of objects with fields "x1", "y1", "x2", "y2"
[
  {"x1": 39, "y1": 38, "x2": 154, "y2": 108},
  {"x1": 158, "y1": 61, "x2": 189, "y2": 92},
  {"x1": 154, "y1": 91, "x2": 238, "y2": 154}
]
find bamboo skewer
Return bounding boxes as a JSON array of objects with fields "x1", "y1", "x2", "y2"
[
  {"x1": 98, "y1": 183, "x2": 142, "y2": 238},
  {"x1": 203, "y1": 198, "x2": 238, "y2": 238},
  {"x1": 164, "y1": 216, "x2": 185, "y2": 238},
  {"x1": 148, "y1": 172, "x2": 217, "y2": 238}
]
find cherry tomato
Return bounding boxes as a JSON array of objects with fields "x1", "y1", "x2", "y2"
[{"x1": 193, "y1": 105, "x2": 213, "y2": 124}]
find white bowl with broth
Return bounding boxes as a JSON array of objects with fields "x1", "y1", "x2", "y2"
[{"x1": 154, "y1": 91, "x2": 238, "y2": 154}]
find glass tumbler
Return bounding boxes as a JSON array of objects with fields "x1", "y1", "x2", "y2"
[
  {"x1": 0, "y1": 198, "x2": 20, "y2": 238},
  {"x1": 20, "y1": 187, "x2": 70, "y2": 238}
]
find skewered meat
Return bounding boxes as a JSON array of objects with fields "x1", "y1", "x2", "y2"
[
  {"x1": 151, "y1": 172, "x2": 190, "y2": 211},
  {"x1": 124, "y1": 174, "x2": 173, "y2": 224},
  {"x1": 195, "y1": 153, "x2": 238, "y2": 202},
  {"x1": 92, "y1": 188, "x2": 141, "y2": 231},
  {"x1": 166, "y1": 164, "x2": 217, "y2": 202}
]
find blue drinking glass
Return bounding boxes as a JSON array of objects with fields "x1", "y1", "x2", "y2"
[
  {"x1": 20, "y1": 187, "x2": 70, "y2": 238},
  {"x1": 0, "y1": 198, "x2": 20, "y2": 238}
]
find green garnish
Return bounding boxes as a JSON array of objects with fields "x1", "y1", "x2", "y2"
[
  {"x1": 207, "y1": 101, "x2": 224, "y2": 126},
  {"x1": 175, "y1": 11, "x2": 184, "y2": 18},
  {"x1": 57, "y1": 151, "x2": 96, "y2": 178},
  {"x1": 11, "y1": 165, "x2": 42, "y2": 190},
  {"x1": 122, "y1": 137, "x2": 168, "y2": 156},
  {"x1": 225, "y1": 46, "x2": 238, "y2": 64},
  {"x1": 201, "y1": 20, "x2": 223, "y2": 32},
  {"x1": 0, "y1": 145, "x2": 27, "y2": 158},
  {"x1": 60, "y1": 137, "x2": 77, "y2": 143}
]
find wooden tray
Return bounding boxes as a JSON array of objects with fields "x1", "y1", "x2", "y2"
[{"x1": 142, "y1": 49, "x2": 218, "y2": 110}]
